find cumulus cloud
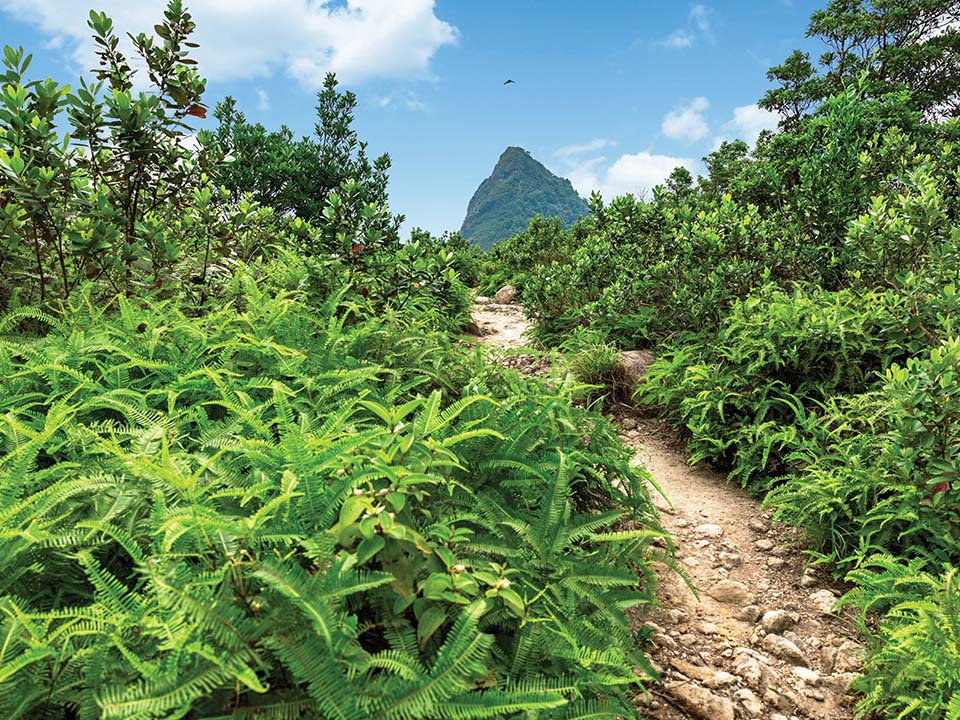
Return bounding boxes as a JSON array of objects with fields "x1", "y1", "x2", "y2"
[
  {"x1": 661, "y1": 97, "x2": 710, "y2": 142},
  {"x1": 0, "y1": 0, "x2": 458, "y2": 87},
  {"x1": 554, "y1": 141, "x2": 697, "y2": 201},
  {"x1": 712, "y1": 103, "x2": 779, "y2": 147},
  {"x1": 256, "y1": 88, "x2": 270, "y2": 111},
  {"x1": 656, "y1": 4, "x2": 716, "y2": 48}
]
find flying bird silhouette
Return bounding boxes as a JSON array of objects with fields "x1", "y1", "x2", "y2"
[{"x1": 503, "y1": 79, "x2": 515, "y2": 85}]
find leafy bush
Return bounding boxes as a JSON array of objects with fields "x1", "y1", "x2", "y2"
[
  {"x1": 0, "y1": 4, "x2": 208, "y2": 305},
  {"x1": 766, "y1": 336, "x2": 960, "y2": 571},
  {"x1": 840, "y1": 556, "x2": 960, "y2": 720},
  {"x1": 561, "y1": 329, "x2": 629, "y2": 406},
  {"x1": 0, "y1": 266, "x2": 668, "y2": 719}
]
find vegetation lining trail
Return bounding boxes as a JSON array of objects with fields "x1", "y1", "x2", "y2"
[{"x1": 473, "y1": 298, "x2": 866, "y2": 720}]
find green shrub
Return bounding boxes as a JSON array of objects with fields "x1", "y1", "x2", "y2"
[
  {"x1": 0, "y1": 268, "x2": 668, "y2": 719},
  {"x1": 840, "y1": 556, "x2": 960, "y2": 720},
  {"x1": 561, "y1": 329, "x2": 629, "y2": 406}
]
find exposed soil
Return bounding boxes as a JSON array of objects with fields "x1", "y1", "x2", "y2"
[{"x1": 470, "y1": 299, "x2": 866, "y2": 720}]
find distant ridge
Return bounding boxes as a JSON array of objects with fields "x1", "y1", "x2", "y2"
[{"x1": 460, "y1": 147, "x2": 589, "y2": 250}]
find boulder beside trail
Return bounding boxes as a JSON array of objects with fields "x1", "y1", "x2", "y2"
[
  {"x1": 494, "y1": 285, "x2": 517, "y2": 303},
  {"x1": 620, "y1": 349, "x2": 656, "y2": 391}
]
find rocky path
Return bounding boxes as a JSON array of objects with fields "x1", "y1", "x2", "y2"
[{"x1": 470, "y1": 297, "x2": 865, "y2": 720}]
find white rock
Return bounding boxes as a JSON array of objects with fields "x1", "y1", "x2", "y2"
[
  {"x1": 793, "y1": 666, "x2": 820, "y2": 685},
  {"x1": 493, "y1": 284, "x2": 517, "y2": 303},
  {"x1": 761, "y1": 610, "x2": 798, "y2": 633},
  {"x1": 707, "y1": 579, "x2": 754, "y2": 605},
  {"x1": 696, "y1": 523, "x2": 724, "y2": 538},
  {"x1": 761, "y1": 634, "x2": 809, "y2": 667},
  {"x1": 734, "y1": 688, "x2": 764, "y2": 717},
  {"x1": 666, "y1": 682, "x2": 735, "y2": 720},
  {"x1": 808, "y1": 589, "x2": 839, "y2": 615}
]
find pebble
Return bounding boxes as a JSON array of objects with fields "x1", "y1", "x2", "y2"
[
  {"x1": 734, "y1": 688, "x2": 764, "y2": 717},
  {"x1": 834, "y1": 640, "x2": 865, "y2": 672},
  {"x1": 748, "y1": 518, "x2": 767, "y2": 532},
  {"x1": 666, "y1": 681, "x2": 735, "y2": 720},
  {"x1": 761, "y1": 609, "x2": 798, "y2": 633},
  {"x1": 718, "y1": 551, "x2": 743, "y2": 569},
  {"x1": 696, "y1": 523, "x2": 724, "y2": 538},
  {"x1": 793, "y1": 666, "x2": 820, "y2": 685},
  {"x1": 755, "y1": 538, "x2": 775, "y2": 551},
  {"x1": 807, "y1": 590, "x2": 837, "y2": 615},
  {"x1": 737, "y1": 605, "x2": 763, "y2": 623},
  {"x1": 652, "y1": 632, "x2": 677, "y2": 650},
  {"x1": 761, "y1": 634, "x2": 809, "y2": 667},
  {"x1": 808, "y1": 589, "x2": 839, "y2": 615},
  {"x1": 662, "y1": 608, "x2": 687, "y2": 625},
  {"x1": 706, "y1": 579, "x2": 754, "y2": 605},
  {"x1": 767, "y1": 557, "x2": 786, "y2": 569}
]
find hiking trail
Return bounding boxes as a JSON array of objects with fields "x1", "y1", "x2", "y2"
[{"x1": 470, "y1": 296, "x2": 866, "y2": 720}]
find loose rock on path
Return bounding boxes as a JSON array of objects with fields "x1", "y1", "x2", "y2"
[{"x1": 470, "y1": 298, "x2": 866, "y2": 720}]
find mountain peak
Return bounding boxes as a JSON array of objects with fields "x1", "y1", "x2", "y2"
[{"x1": 460, "y1": 146, "x2": 588, "y2": 250}]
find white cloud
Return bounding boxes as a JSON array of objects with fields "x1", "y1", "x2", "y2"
[
  {"x1": 553, "y1": 138, "x2": 615, "y2": 160},
  {"x1": 689, "y1": 4, "x2": 715, "y2": 38},
  {"x1": 712, "y1": 103, "x2": 779, "y2": 147},
  {"x1": 554, "y1": 143, "x2": 697, "y2": 201},
  {"x1": 661, "y1": 97, "x2": 710, "y2": 142},
  {"x1": 598, "y1": 152, "x2": 698, "y2": 199},
  {"x1": 0, "y1": 0, "x2": 458, "y2": 88},
  {"x1": 656, "y1": 4, "x2": 716, "y2": 48},
  {"x1": 404, "y1": 92, "x2": 426, "y2": 111},
  {"x1": 659, "y1": 29, "x2": 693, "y2": 49},
  {"x1": 256, "y1": 88, "x2": 270, "y2": 111}
]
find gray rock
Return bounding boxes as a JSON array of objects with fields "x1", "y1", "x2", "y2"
[
  {"x1": 761, "y1": 610, "x2": 798, "y2": 633},
  {"x1": 767, "y1": 557, "x2": 786, "y2": 569},
  {"x1": 695, "y1": 523, "x2": 724, "y2": 538},
  {"x1": 706, "y1": 579, "x2": 754, "y2": 605},
  {"x1": 665, "y1": 681, "x2": 735, "y2": 720},
  {"x1": 793, "y1": 666, "x2": 820, "y2": 685},
  {"x1": 732, "y1": 651, "x2": 774, "y2": 692},
  {"x1": 749, "y1": 518, "x2": 767, "y2": 532},
  {"x1": 473, "y1": 295, "x2": 491, "y2": 304},
  {"x1": 734, "y1": 688, "x2": 764, "y2": 717},
  {"x1": 761, "y1": 634, "x2": 809, "y2": 667},
  {"x1": 755, "y1": 538, "x2": 775, "y2": 551},
  {"x1": 808, "y1": 588, "x2": 838, "y2": 615},
  {"x1": 620, "y1": 349, "x2": 656, "y2": 389},
  {"x1": 823, "y1": 671, "x2": 859, "y2": 694},
  {"x1": 834, "y1": 640, "x2": 865, "y2": 672},
  {"x1": 719, "y1": 551, "x2": 743, "y2": 569},
  {"x1": 708, "y1": 671, "x2": 737, "y2": 689},
  {"x1": 738, "y1": 605, "x2": 763, "y2": 623},
  {"x1": 662, "y1": 608, "x2": 687, "y2": 625},
  {"x1": 494, "y1": 284, "x2": 517, "y2": 303},
  {"x1": 651, "y1": 632, "x2": 677, "y2": 650}
]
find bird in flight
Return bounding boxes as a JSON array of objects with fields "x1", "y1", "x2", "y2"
[{"x1": 503, "y1": 79, "x2": 515, "y2": 85}]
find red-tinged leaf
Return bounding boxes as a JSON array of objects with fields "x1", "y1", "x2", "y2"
[
  {"x1": 184, "y1": 103, "x2": 207, "y2": 118},
  {"x1": 352, "y1": 243, "x2": 364, "y2": 255},
  {"x1": 360, "y1": 287, "x2": 369, "y2": 299},
  {"x1": 933, "y1": 481, "x2": 950, "y2": 498}
]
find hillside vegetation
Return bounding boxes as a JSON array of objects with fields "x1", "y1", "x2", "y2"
[
  {"x1": 460, "y1": 147, "x2": 588, "y2": 251},
  {"x1": 0, "y1": 6, "x2": 667, "y2": 718},
  {"x1": 1, "y1": 0, "x2": 960, "y2": 718},
  {"x1": 494, "y1": 1, "x2": 960, "y2": 717}
]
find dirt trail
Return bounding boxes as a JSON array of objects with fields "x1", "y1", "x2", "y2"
[{"x1": 471, "y1": 298, "x2": 865, "y2": 720}]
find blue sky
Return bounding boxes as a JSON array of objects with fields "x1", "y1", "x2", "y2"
[{"x1": 0, "y1": 1, "x2": 823, "y2": 237}]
